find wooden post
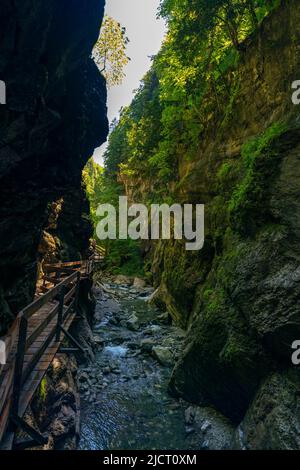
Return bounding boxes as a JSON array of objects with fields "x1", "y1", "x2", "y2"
[
  {"x1": 91, "y1": 258, "x2": 94, "y2": 274},
  {"x1": 74, "y1": 271, "x2": 81, "y2": 313},
  {"x1": 56, "y1": 285, "x2": 66, "y2": 342},
  {"x1": 11, "y1": 313, "x2": 28, "y2": 418}
]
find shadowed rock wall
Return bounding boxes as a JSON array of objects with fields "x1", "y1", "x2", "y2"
[{"x1": 0, "y1": 0, "x2": 109, "y2": 334}]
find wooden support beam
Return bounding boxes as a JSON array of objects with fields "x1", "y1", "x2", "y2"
[
  {"x1": 75, "y1": 313, "x2": 85, "y2": 320},
  {"x1": 74, "y1": 271, "x2": 81, "y2": 314},
  {"x1": 0, "y1": 261, "x2": 91, "y2": 447},
  {"x1": 56, "y1": 286, "x2": 66, "y2": 342},
  {"x1": 58, "y1": 347, "x2": 81, "y2": 353},
  {"x1": 10, "y1": 414, "x2": 48, "y2": 447},
  {"x1": 11, "y1": 313, "x2": 27, "y2": 418},
  {"x1": 14, "y1": 438, "x2": 43, "y2": 450},
  {"x1": 58, "y1": 326, "x2": 86, "y2": 354}
]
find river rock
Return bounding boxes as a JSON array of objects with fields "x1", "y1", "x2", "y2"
[
  {"x1": 140, "y1": 338, "x2": 156, "y2": 353},
  {"x1": 185, "y1": 426, "x2": 195, "y2": 436},
  {"x1": 113, "y1": 275, "x2": 132, "y2": 286},
  {"x1": 157, "y1": 311, "x2": 171, "y2": 325},
  {"x1": 133, "y1": 277, "x2": 147, "y2": 289},
  {"x1": 152, "y1": 346, "x2": 174, "y2": 367},
  {"x1": 185, "y1": 406, "x2": 234, "y2": 450},
  {"x1": 108, "y1": 316, "x2": 119, "y2": 326},
  {"x1": 93, "y1": 334, "x2": 104, "y2": 346},
  {"x1": 201, "y1": 420, "x2": 212, "y2": 433},
  {"x1": 126, "y1": 314, "x2": 139, "y2": 331},
  {"x1": 77, "y1": 371, "x2": 89, "y2": 383},
  {"x1": 185, "y1": 406, "x2": 196, "y2": 425},
  {"x1": 144, "y1": 324, "x2": 161, "y2": 335}
]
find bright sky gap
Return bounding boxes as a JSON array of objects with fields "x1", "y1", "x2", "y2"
[{"x1": 92, "y1": 0, "x2": 166, "y2": 165}]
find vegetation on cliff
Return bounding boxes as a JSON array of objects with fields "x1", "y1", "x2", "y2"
[
  {"x1": 83, "y1": 159, "x2": 144, "y2": 276},
  {"x1": 92, "y1": 0, "x2": 281, "y2": 279},
  {"x1": 104, "y1": 0, "x2": 280, "y2": 189}
]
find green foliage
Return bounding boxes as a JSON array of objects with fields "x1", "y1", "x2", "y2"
[
  {"x1": 103, "y1": 0, "x2": 279, "y2": 197},
  {"x1": 104, "y1": 239, "x2": 144, "y2": 276},
  {"x1": 93, "y1": 15, "x2": 130, "y2": 87},
  {"x1": 229, "y1": 121, "x2": 288, "y2": 234},
  {"x1": 38, "y1": 377, "x2": 47, "y2": 402},
  {"x1": 217, "y1": 162, "x2": 234, "y2": 180},
  {"x1": 83, "y1": 159, "x2": 144, "y2": 276},
  {"x1": 82, "y1": 159, "x2": 104, "y2": 232},
  {"x1": 89, "y1": 0, "x2": 281, "y2": 275}
]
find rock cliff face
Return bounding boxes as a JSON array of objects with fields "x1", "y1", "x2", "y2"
[
  {"x1": 123, "y1": 0, "x2": 300, "y2": 447},
  {"x1": 0, "y1": 0, "x2": 108, "y2": 335}
]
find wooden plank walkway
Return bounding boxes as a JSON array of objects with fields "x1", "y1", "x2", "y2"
[{"x1": 0, "y1": 257, "x2": 96, "y2": 450}]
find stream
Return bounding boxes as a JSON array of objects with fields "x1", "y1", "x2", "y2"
[{"x1": 78, "y1": 281, "x2": 234, "y2": 450}]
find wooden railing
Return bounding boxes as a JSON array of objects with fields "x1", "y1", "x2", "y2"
[
  {"x1": 42, "y1": 252, "x2": 103, "y2": 277},
  {"x1": 95, "y1": 245, "x2": 106, "y2": 257},
  {"x1": 0, "y1": 249, "x2": 105, "y2": 448},
  {"x1": 0, "y1": 256, "x2": 96, "y2": 448}
]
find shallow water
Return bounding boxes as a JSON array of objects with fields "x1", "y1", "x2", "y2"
[
  {"x1": 78, "y1": 283, "x2": 234, "y2": 450},
  {"x1": 78, "y1": 283, "x2": 194, "y2": 450},
  {"x1": 103, "y1": 345, "x2": 128, "y2": 358}
]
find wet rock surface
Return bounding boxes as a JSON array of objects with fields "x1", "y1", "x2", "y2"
[
  {"x1": 234, "y1": 369, "x2": 300, "y2": 450},
  {"x1": 78, "y1": 282, "x2": 234, "y2": 450},
  {"x1": 27, "y1": 355, "x2": 80, "y2": 450}
]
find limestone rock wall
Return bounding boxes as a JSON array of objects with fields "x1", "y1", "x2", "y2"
[
  {"x1": 0, "y1": 0, "x2": 109, "y2": 335},
  {"x1": 167, "y1": 0, "x2": 300, "y2": 428},
  {"x1": 121, "y1": 0, "x2": 300, "y2": 444}
]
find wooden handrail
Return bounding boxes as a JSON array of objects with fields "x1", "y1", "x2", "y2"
[
  {"x1": 23, "y1": 272, "x2": 77, "y2": 320},
  {"x1": 0, "y1": 264, "x2": 88, "y2": 445},
  {"x1": 95, "y1": 245, "x2": 106, "y2": 255},
  {"x1": 44, "y1": 261, "x2": 83, "y2": 270},
  {"x1": 11, "y1": 313, "x2": 27, "y2": 417},
  {"x1": 25, "y1": 303, "x2": 59, "y2": 349}
]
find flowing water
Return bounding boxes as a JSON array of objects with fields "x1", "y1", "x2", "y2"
[{"x1": 78, "y1": 282, "x2": 234, "y2": 450}]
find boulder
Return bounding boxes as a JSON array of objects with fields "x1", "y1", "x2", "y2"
[
  {"x1": 113, "y1": 275, "x2": 132, "y2": 286},
  {"x1": 152, "y1": 346, "x2": 174, "y2": 367},
  {"x1": 234, "y1": 370, "x2": 300, "y2": 450},
  {"x1": 126, "y1": 314, "x2": 139, "y2": 331},
  {"x1": 184, "y1": 406, "x2": 234, "y2": 450},
  {"x1": 140, "y1": 338, "x2": 156, "y2": 353},
  {"x1": 185, "y1": 406, "x2": 196, "y2": 425},
  {"x1": 93, "y1": 334, "x2": 104, "y2": 346},
  {"x1": 133, "y1": 277, "x2": 147, "y2": 289}
]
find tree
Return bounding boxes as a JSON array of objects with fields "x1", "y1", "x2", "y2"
[
  {"x1": 93, "y1": 15, "x2": 130, "y2": 87},
  {"x1": 82, "y1": 159, "x2": 104, "y2": 230}
]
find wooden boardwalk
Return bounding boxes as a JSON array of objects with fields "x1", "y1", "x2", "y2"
[{"x1": 0, "y1": 255, "x2": 101, "y2": 450}]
